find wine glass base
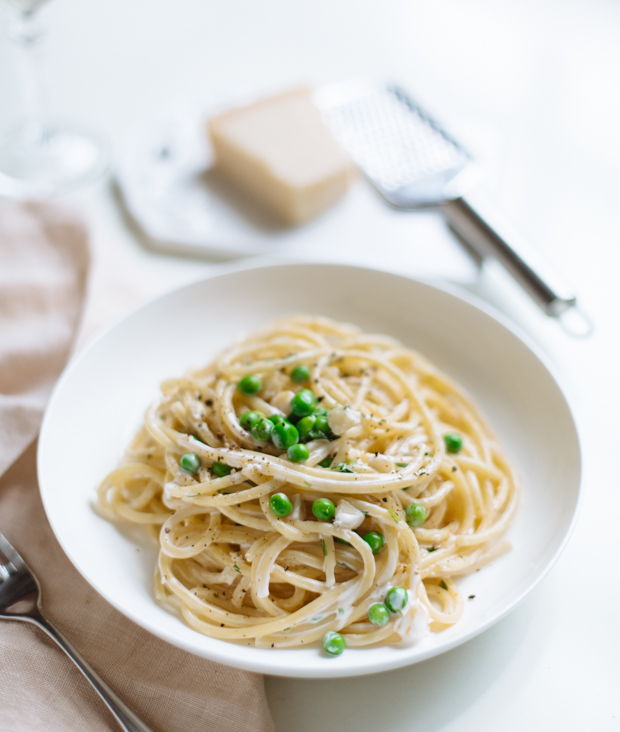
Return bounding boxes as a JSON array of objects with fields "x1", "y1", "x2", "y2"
[{"x1": 0, "y1": 123, "x2": 110, "y2": 199}]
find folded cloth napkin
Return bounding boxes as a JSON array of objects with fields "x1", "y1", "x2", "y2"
[{"x1": 0, "y1": 203, "x2": 274, "y2": 732}]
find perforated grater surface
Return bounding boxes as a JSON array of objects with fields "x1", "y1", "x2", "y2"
[
  {"x1": 315, "y1": 81, "x2": 475, "y2": 208},
  {"x1": 314, "y1": 80, "x2": 591, "y2": 336}
]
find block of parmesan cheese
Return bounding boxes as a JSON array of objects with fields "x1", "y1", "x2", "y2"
[{"x1": 207, "y1": 89, "x2": 353, "y2": 225}]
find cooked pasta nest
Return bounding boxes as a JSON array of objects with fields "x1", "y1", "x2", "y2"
[{"x1": 97, "y1": 315, "x2": 518, "y2": 650}]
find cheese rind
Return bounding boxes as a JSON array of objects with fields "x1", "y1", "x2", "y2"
[{"x1": 208, "y1": 89, "x2": 352, "y2": 225}]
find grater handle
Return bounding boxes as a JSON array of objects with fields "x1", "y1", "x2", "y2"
[{"x1": 443, "y1": 193, "x2": 593, "y2": 337}]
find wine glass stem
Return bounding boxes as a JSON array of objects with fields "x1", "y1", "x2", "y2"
[{"x1": 8, "y1": 8, "x2": 49, "y2": 145}]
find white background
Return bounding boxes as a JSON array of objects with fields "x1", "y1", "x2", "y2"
[{"x1": 1, "y1": 0, "x2": 619, "y2": 730}]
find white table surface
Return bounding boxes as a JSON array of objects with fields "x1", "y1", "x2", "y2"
[{"x1": 1, "y1": 0, "x2": 619, "y2": 730}]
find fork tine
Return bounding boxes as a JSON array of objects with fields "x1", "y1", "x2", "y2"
[{"x1": 0, "y1": 531, "x2": 26, "y2": 570}]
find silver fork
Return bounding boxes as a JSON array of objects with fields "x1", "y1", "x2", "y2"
[{"x1": 0, "y1": 530, "x2": 154, "y2": 732}]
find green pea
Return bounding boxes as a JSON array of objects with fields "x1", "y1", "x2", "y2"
[
  {"x1": 290, "y1": 388, "x2": 318, "y2": 417},
  {"x1": 272, "y1": 421, "x2": 299, "y2": 450},
  {"x1": 237, "y1": 375, "x2": 262, "y2": 395},
  {"x1": 362, "y1": 531, "x2": 384, "y2": 555},
  {"x1": 212, "y1": 461, "x2": 232, "y2": 477},
  {"x1": 297, "y1": 414, "x2": 316, "y2": 440},
  {"x1": 322, "y1": 631, "x2": 346, "y2": 656},
  {"x1": 405, "y1": 503, "x2": 427, "y2": 528},
  {"x1": 271, "y1": 422, "x2": 299, "y2": 450},
  {"x1": 313, "y1": 414, "x2": 329, "y2": 433},
  {"x1": 444, "y1": 432, "x2": 463, "y2": 454},
  {"x1": 312, "y1": 498, "x2": 335, "y2": 521},
  {"x1": 180, "y1": 452, "x2": 201, "y2": 475},
  {"x1": 269, "y1": 492, "x2": 292, "y2": 517},
  {"x1": 368, "y1": 603, "x2": 390, "y2": 626},
  {"x1": 307, "y1": 430, "x2": 326, "y2": 441},
  {"x1": 268, "y1": 414, "x2": 287, "y2": 425},
  {"x1": 240, "y1": 410, "x2": 265, "y2": 430},
  {"x1": 318, "y1": 456, "x2": 333, "y2": 468},
  {"x1": 291, "y1": 365, "x2": 311, "y2": 383},
  {"x1": 251, "y1": 417, "x2": 273, "y2": 442},
  {"x1": 287, "y1": 443, "x2": 310, "y2": 463},
  {"x1": 385, "y1": 586, "x2": 408, "y2": 613}
]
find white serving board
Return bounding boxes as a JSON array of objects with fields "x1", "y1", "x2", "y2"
[{"x1": 115, "y1": 99, "x2": 479, "y2": 282}]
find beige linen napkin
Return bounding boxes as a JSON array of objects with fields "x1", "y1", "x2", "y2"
[{"x1": 0, "y1": 203, "x2": 274, "y2": 732}]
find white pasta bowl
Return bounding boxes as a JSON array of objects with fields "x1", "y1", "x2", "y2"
[{"x1": 38, "y1": 262, "x2": 581, "y2": 678}]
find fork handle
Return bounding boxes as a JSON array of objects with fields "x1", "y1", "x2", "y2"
[{"x1": 30, "y1": 613, "x2": 155, "y2": 732}]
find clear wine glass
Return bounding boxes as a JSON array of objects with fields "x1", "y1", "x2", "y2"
[{"x1": 0, "y1": 0, "x2": 109, "y2": 198}]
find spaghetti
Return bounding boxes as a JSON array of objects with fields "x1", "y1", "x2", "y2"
[{"x1": 97, "y1": 316, "x2": 518, "y2": 651}]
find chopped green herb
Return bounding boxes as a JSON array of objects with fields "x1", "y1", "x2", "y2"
[
  {"x1": 306, "y1": 429, "x2": 328, "y2": 441},
  {"x1": 440, "y1": 580, "x2": 449, "y2": 590},
  {"x1": 322, "y1": 539, "x2": 327, "y2": 557},
  {"x1": 283, "y1": 627, "x2": 291, "y2": 633},
  {"x1": 396, "y1": 462, "x2": 408, "y2": 467},
  {"x1": 402, "y1": 486, "x2": 411, "y2": 491},
  {"x1": 427, "y1": 547, "x2": 438, "y2": 552},
  {"x1": 186, "y1": 493, "x2": 202, "y2": 498},
  {"x1": 334, "y1": 537, "x2": 351, "y2": 545},
  {"x1": 338, "y1": 608, "x2": 344, "y2": 615},
  {"x1": 338, "y1": 562, "x2": 352, "y2": 569},
  {"x1": 387, "y1": 509, "x2": 401, "y2": 522},
  {"x1": 303, "y1": 480, "x2": 312, "y2": 488},
  {"x1": 331, "y1": 462, "x2": 354, "y2": 473},
  {"x1": 318, "y1": 456, "x2": 333, "y2": 468},
  {"x1": 233, "y1": 564, "x2": 241, "y2": 573}
]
